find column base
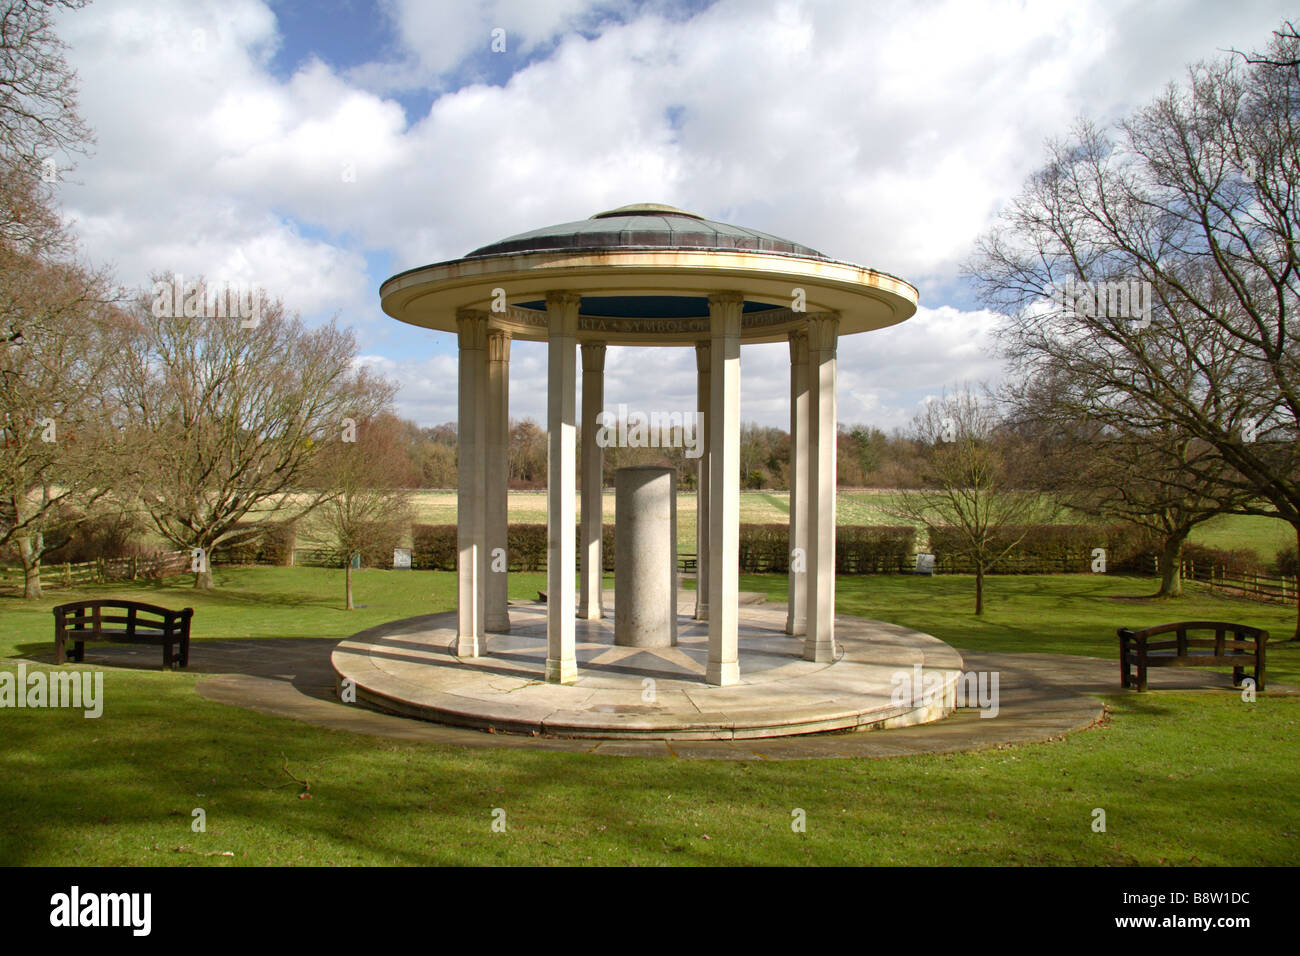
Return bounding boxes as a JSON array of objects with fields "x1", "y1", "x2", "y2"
[
  {"x1": 785, "y1": 616, "x2": 807, "y2": 636},
  {"x1": 802, "y1": 639, "x2": 836, "y2": 663},
  {"x1": 485, "y1": 615, "x2": 511, "y2": 633},
  {"x1": 456, "y1": 634, "x2": 482, "y2": 658},
  {"x1": 706, "y1": 660, "x2": 739, "y2": 686},
  {"x1": 694, "y1": 603, "x2": 709, "y2": 621},
  {"x1": 546, "y1": 657, "x2": 578, "y2": 684},
  {"x1": 579, "y1": 605, "x2": 604, "y2": 621}
]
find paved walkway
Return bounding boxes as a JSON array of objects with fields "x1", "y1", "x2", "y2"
[{"x1": 52, "y1": 606, "x2": 1296, "y2": 761}]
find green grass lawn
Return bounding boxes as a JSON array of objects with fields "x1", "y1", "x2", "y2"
[{"x1": 1, "y1": 567, "x2": 1298, "y2": 866}]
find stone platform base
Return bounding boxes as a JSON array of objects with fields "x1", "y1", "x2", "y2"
[{"x1": 330, "y1": 595, "x2": 964, "y2": 740}]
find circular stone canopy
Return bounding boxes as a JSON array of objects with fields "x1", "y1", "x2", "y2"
[{"x1": 380, "y1": 203, "x2": 918, "y2": 344}]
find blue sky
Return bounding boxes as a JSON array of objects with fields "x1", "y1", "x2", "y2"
[{"x1": 51, "y1": 0, "x2": 1296, "y2": 431}]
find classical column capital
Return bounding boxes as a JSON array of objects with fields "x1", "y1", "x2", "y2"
[
  {"x1": 545, "y1": 290, "x2": 582, "y2": 336},
  {"x1": 487, "y1": 329, "x2": 512, "y2": 363},
  {"x1": 788, "y1": 328, "x2": 808, "y2": 364},
  {"x1": 708, "y1": 292, "x2": 744, "y2": 337},
  {"x1": 695, "y1": 340, "x2": 711, "y2": 373},
  {"x1": 456, "y1": 310, "x2": 488, "y2": 349},
  {"x1": 581, "y1": 341, "x2": 606, "y2": 372},
  {"x1": 806, "y1": 312, "x2": 840, "y2": 353}
]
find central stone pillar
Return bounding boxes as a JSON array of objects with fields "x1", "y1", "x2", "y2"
[
  {"x1": 545, "y1": 291, "x2": 580, "y2": 684},
  {"x1": 579, "y1": 342, "x2": 606, "y2": 621},
  {"x1": 614, "y1": 466, "x2": 677, "y2": 648},
  {"x1": 694, "y1": 341, "x2": 710, "y2": 622},
  {"x1": 706, "y1": 292, "x2": 743, "y2": 686}
]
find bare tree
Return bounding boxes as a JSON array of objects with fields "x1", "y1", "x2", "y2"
[
  {"x1": 0, "y1": 230, "x2": 122, "y2": 596},
  {"x1": 1005, "y1": 371, "x2": 1252, "y2": 597},
  {"x1": 0, "y1": 0, "x2": 92, "y2": 237},
  {"x1": 311, "y1": 413, "x2": 413, "y2": 609},
  {"x1": 966, "y1": 25, "x2": 1300, "y2": 636},
  {"x1": 892, "y1": 388, "x2": 1044, "y2": 614},
  {"x1": 114, "y1": 277, "x2": 394, "y2": 588},
  {"x1": 1230, "y1": 20, "x2": 1300, "y2": 73}
]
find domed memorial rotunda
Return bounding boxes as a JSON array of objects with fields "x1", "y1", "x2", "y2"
[
  {"x1": 334, "y1": 204, "x2": 966, "y2": 740},
  {"x1": 376, "y1": 203, "x2": 919, "y2": 691}
]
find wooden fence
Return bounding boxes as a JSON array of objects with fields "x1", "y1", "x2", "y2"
[
  {"x1": 0, "y1": 550, "x2": 190, "y2": 591},
  {"x1": 1182, "y1": 561, "x2": 1298, "y2": 604}
]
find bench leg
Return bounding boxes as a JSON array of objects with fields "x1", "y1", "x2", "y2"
[
  {"x1": 1137, "y1": 662, "x2": 1148, "y2": 692},
  {"x1": 73, "y1": 641, "x2": 85, "y2": 663},
  {"x1": 1233, "y1": 666, "x2": 1244, "y2": 687},
  {"x1": 179, "y1": 637, "x2": 190, "y2": 668},
  {"x1": 55, "y1": 634, "x2": 65, "y2": 665},
  {"x1": 163, "y1": 643, "x2": 174, "y2": 670}
]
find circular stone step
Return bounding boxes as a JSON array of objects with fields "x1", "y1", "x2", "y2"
[{"x1": 331, "y1": 600, "x2": 964, "y2": 740}]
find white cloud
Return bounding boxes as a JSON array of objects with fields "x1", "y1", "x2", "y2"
[{"x1": 48, "y1": 0, "x2": 1297, "y2": 430}]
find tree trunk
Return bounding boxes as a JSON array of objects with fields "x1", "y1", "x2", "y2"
[
  {"x1": 975, "y1": 564, "x2": 984, "y2": 615},
  {"x1": 1156, "y1": 528, "x2": 1190, "y2": 598},
  {"x1": 346, "y1": 557, "x2": 354, "y2": 610},
  {"x1": 17, "y1": 533, "x2": 42, "y2": 600},
  {"x1": 194, "y1": 565, "x2": 214, "y2": 589},
  {"x1": 18, "y1": 535, "x2": 42, "y2": 600}
]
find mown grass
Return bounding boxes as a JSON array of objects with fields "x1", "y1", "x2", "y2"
[{"x1": 1, "y1": 567, "x2": 1297, "y2": 866}]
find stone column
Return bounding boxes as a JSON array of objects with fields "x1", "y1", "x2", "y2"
[
  {"x1": 455, "y1": 310, "x2": 488, "y2": 657},
  {"x1": 694, "y1": 342, "x2": 710, "y2": 621},
  {"x1": 804, "y1": 313, "x2": 839, "y2": 663},
  {"x1": 579, "y1": 342, "x2": 606, "y2": 620},
  {"x1": 614, "y1": 466, "x2": 677, "y2": 648},
  {"x1": 786, "y1": 329, "x2": 809, "y2": 636},
  {"x1": 485, "y1": 329, "x2": 511, "y2": 633},
  {"x1": 706, "y1": 293, "x2": 743, "y2": 686},
  {"x1": 545, "y1": 291, "x2": 580, "y2": 684}
]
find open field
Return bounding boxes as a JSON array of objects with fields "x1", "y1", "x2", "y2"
[
  {"x1": 101, "y1": 490, "x2": 1295, "y2": 565},
  {"x1": 395, "y1": 490, "x2": 1296, "y2": 563},
  {"x1": 2, "y1": 567, "x2": 1298, "y2": 865}
]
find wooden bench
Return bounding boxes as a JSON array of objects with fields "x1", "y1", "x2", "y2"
[
  {"x1": 53, "y1": 600, "x2": 194, "y2": 670},
  {"x1": 1118, "y1": 620, "x2": 1267, "y2": 691}
]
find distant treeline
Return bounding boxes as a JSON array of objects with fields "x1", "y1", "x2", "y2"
[{"x1": 383, "y1": 417, "x2": 922, "y2": 490}]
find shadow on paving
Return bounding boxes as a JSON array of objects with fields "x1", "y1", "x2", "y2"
[
  {"x1": 16, "y1": 632, "x2": 1297, "y2": 761},
  {"x1": 24, "y1": 638, "x2": 341, "y2": 704}
]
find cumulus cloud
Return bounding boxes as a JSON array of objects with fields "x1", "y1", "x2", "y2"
[{"x1": 48, "y1": 0, "x2": 1297, "y2": 428}]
